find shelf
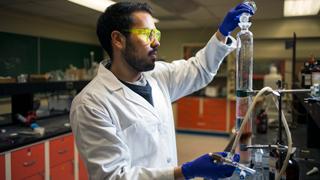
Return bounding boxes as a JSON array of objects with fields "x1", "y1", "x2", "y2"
[
  {"x1": 0, "y1": 80, "x2": 89, "y2": 125},
  {"x1": 0, "y1": 80, "x2": 90, "y2": 96}
]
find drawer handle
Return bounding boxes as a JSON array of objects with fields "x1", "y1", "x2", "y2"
[
  {"x1": 197, "y1": 122, "x2": 206, "y2": 126},
  {"x1": 23, "y1": 160, "x2": 36, "y2": 167},
  {"x1": 58, "y1": 149, "x2": 68, "y2": 154}
]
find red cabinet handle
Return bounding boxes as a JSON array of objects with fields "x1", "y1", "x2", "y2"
[
  {"x1": 23, "y1": 160, "x2": 36, "y2": 167},
  {"x1": 58, "y1": 149, "x2": 68, "y2": 155}
]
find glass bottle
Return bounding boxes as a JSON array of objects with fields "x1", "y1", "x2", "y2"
[
  {"x1": 301, "y1": 62, "x2": 311, "y2": 88},
  {"x1": 308, "y1": 55, "x2": 315, "y2": 85},
  {"x1": 254, "y1": 149, "x2": 266, "y2": 180},
  {"x1": 235, "y1": 0, "x2": 257, "y2": 164},
  {"x1": 312, "y1": 59, "x2": 320, "y2": 85}
]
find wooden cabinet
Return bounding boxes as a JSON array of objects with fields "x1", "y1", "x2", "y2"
[
  {"x1": 79, "y1": 156, "x2": 89, "y2": 180},
  {"x1": 11, "y1": 143, "x2": 45, "y2": 180},
  {"x1": 177, "y1": 97, "x2": 229, "y2": 132},
  {"x1": 0, "y1": 154, "x2": 5, "y2": 180},
  {"x1": 49, "y1": 134, "x2": 74, "y2": 179}
]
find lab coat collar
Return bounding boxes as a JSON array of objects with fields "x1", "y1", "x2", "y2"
[
  {"x1": 98, "y1": 60, "x2": 122, "y2": 91},
  {"x1": 98, "y1": 60, "x2": 161, "y2": 120}
]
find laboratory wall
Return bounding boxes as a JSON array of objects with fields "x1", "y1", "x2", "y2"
[
  {"x1": 1, "y1": 8, "x2": 319, "y2": 86},
  {"x1": 158, "y1": 17, "x2": 319, "y2": 88},
  {"x1": 0, "y1": 9, "x2": 104, "y2": 77},
  {"x1": 1, "y1": 8, "x2": 319, "y2": 63},
  {"x1": 0, "y1": 9, "x2": 99, "y2": 45},
  {"x1": 159, "y1": 17, "x2": 320, "y2": 61}
]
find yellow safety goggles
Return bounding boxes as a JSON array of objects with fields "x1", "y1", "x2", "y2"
[{"x1": 125, "y1": 28, "x2": 161, "y2": 44}]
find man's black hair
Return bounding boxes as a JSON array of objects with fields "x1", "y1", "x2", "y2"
[{"x1": 96, "y1": 2, "x2": 152, "y2": 59}]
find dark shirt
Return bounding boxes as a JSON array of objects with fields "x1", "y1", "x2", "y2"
[{"x1": 120, "y1": 80, "x2": 154, "y2": 106}]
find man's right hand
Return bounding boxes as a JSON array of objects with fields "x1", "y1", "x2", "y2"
[{"x1": 179, "y1": 152, "x2": 240, "y2": 179}]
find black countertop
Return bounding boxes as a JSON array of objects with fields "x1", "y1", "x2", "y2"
[
  {"x1": 253, "y1": 124, "x2": 320, "y2": 180},
  {"x1": 0, "y1": 114, "x2": 71, "y2": 153},
  {"x1": 294, "y1": 92, "x2": 320, "y2": 128},
  {"x1": 0, "y1": 81, "x2": 89, "y2": 96}
]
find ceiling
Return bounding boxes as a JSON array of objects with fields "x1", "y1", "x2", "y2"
[{"x1": 0, "y1": 0, "x2": 318, "y2": 30}]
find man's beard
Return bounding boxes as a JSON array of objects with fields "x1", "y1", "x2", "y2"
[{"x1": 122, "y1": 40, "x2": 156, "y2": 72}]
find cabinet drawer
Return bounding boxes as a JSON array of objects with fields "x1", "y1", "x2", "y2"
[
  {"x1": 177, "y1": 110, "x2": 198, "y2": 129},
  {"x1": 193, "y1": 121, "x2": 226, "y2": 131},
  {"x1": 203, "y1": 99, "x2": 226, "y2": 115},
  {"x1": 24, "y1": 172, "x2": 44, "y2": 180},
  {"x1": 178, "y1": 110, "x2": 198, "y2": 119},
  {"x1": 177, "y1": 97, "x2": 199, "y2": 108},
  {"x1": 0, "y1": 154, "x2": 5, "y2": 180},
  {"x1": 203, "y1": 109, "x2": 226, "y2": 116},
  {"x1": 11, "y1": 143, "x2": 45, "y2": 180},
  {"x1": 50, "y1": 134, "x2": 74, "y2": 167},
  {"x1": 177, "y1": 106, "x2": 199, "y2": 113},
  {"x1": 177, "y1": 118, "x2": 194, "y2": 129},
  {"x1": 50, "y1": 160, "x2": 74, "y2": 180},
  {"x1": 203, "y1": 99, "x2": 226, "y2": 107}
]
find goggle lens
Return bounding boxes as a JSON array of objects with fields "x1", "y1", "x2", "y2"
[{"x1": 127, "y1": 28, "x2": 161, "y2": 44}]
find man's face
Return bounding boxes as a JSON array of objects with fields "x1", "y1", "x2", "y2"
[{"x1": 121, "y1": 11, "x2": 160, "y2": 72}]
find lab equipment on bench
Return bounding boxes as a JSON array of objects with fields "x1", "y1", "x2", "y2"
[
  {"x1": 224, "y1": 0, "x2": 320, "y2": 179},
  {"x1": 229, "y1": 84, "x2": 320, "y2": 179},
  {"x1": 231, "y1": 5, "x2": 308, "y2": 175}
]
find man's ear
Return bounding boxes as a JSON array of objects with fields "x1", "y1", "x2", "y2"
[{"x1": 111, "y1": 31, "x2": 126, "y2": 50}]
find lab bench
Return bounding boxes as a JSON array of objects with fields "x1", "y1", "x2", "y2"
[
  {"x1": 253, "y1": 123, "x2": 320, "y2": 180},
  {"x1": 0, "y1": 114, "x2": 71, "y2": 153},
  {"x1": 0, "y1": 81, "x2": 90, "y2": 179},
  {"x1": 224, "y1": 122, "x2": 320, "y2": 179},
  {"x1": 293, "y1": 92, "x2": 320, "y2": 148},
  {"x1": 0, "y1": 115, "x2": 88, "y2": 180}
]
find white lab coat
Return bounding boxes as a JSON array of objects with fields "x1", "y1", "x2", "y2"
[{"x1": 70, "y1": 35, "x2": 236, "y2": 180}]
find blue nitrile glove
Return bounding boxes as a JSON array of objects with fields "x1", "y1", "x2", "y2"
[
  {"x1": 218, "y1": 3, "x2": 254, "y2": 36},
  {"x1": 181, "y1": 152, "x2": 240, "y2": 179}
]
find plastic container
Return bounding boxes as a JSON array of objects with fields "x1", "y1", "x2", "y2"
[{"x1": 264, "y1": 65, "x2": 282, "y2": 90}]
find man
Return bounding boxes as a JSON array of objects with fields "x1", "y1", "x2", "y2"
[{"x1": 70, "y1": 2, "x2": 253, "y2": 179}]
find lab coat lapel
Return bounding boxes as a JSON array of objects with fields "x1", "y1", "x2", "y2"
[
  {"x1": 147, "y1": 77, "x2": 166, "y2": 118},
  {"x1": 122, "y1": 80, "x2": 161, "y2": 121},
  {"x1": 98, "y1": 61, "x2": 161, "y2": 120}
]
